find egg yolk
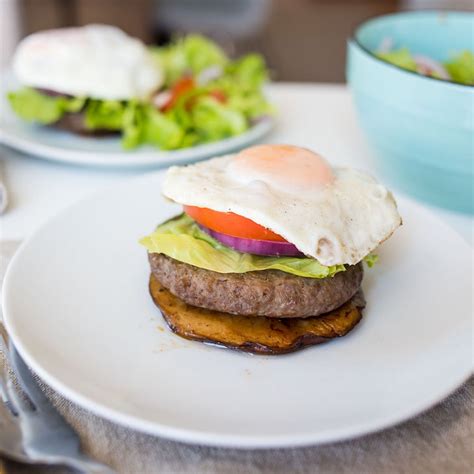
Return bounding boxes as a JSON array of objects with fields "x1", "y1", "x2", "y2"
[{"x1": 232, "y1": 144, "x2": 334, "y2": 189}]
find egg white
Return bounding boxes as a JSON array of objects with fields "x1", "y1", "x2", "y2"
[
  {"x1": 162, "y1": 154, "x2": 402, "y2": 266},
  {"x1": 13, "y1": 24, "x2": 162, "y2": 100}
]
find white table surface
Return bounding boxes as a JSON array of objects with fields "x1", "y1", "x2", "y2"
[{"x1": 0, "y1": 83, "x2": 472, "y2": 243}]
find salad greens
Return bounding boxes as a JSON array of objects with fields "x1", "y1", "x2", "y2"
[
  {"x1": 8, "y1": 35, "x2": 273, "y2": 150},
  {"x1": 8, "y1": 88, "x2": 85, "y2": 124},
  {"x1": 445, "y1": 51, "x2": 474, "y2": 85},
  {"x1": 153, "y1": 34, "x2": 228, "y2": 87},
  {"x1": 377, "y1": 48, "x2": 417, "y2": 72},
  {"x1": 376, "y1": 47, "x2": 474, "y2": 85},
  {"x1": 140, "y1": 214, "x2": 377, "y2": 278}
]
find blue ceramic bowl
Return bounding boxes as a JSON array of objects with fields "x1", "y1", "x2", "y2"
[{"x1": 347, "y1": 11, "x2": 473, "y2": 214}]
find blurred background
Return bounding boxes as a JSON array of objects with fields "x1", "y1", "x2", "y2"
[{"x1": 1, "y1": 0, "x2": 473, "y2": 80}]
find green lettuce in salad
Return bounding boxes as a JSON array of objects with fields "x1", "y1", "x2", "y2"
[
  {"x1": 7, "y1": 35, "x2": 273, "y2": 150},
  {"x1": 376, "y1": 46, "x2": 474, "y2": 85},
  {"x1": 152, "y1": 34, "x2": 228, "y2": 87},
  {"x1": 445, "y1": 50, "x2": 474, "y2": 85},
  {"x1": 8, "y1": 88, "x2": 85, "y2": 124},
  {"x1": 377, "y1": 48, "x2": 418, "y2": 72},
  {"x1": 140, "y1": 214, "x2": 377, "y2": 279}
]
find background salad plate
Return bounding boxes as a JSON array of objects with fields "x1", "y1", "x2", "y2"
[{"x1": 0, "y1": 73, "x2": 273, "y2": 169}]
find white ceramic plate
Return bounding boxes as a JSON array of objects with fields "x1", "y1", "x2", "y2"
[
  {"x1": 0, "y1": 73, "x2": 273, "y2": 168},
  {"x1": 3, "y1": 171, "x2": 472, "y2": 448}
]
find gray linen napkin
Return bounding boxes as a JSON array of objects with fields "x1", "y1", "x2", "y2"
[{"x1": 1, "y1": 242, "x2": 472, "y2": 474}]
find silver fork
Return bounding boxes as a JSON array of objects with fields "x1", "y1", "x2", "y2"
[
  {"x1": 0, "y1": 325, "x2": 116, "y2": 473},
  {"x1": 0, "y1": 325, "x2": 26, "y2": 464}
]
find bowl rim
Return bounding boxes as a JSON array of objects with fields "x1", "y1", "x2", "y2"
[{"x1": 351, "y1": 10, "x2": 474, "y2": 90}]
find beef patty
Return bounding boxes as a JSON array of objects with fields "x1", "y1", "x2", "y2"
[
  {"x1": 149, "y1": 273, "x2": 365, "y2": 354},
  {"x1": 55, "y1": 112, "x2": 119, "y2": 136},
  {"x1": 148, "y1": 253, "x2": 363, "y2": 318}
]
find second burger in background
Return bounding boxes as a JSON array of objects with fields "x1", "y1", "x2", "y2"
[{"x1": 9, "y1": 25, "x2": 162, "y2": 138}]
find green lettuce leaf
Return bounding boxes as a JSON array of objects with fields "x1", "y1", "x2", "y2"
[
  {"x1": 140, "y1": 214, "x2": 346, "y2": 279},
  {"x1": 152, "y1": 35, "x2": 228, "y2": 87},
  {"x1": 120, "y1": 101, "x2": 142, "y2": 149},
  {"x1": 183, "y1": 35, "x2": 227, "y2": 74},
  {"x1": 363, "y1": 254, "x2": 378, "y2": 268},
  {"x1": 226, "y1": 88, "x2": 274, "y2": 120},
  {"x1": 84, "y1": 100, "x2": 126, "y2": 130},
  {"x1": 377, "y1": 48, "x2": 417, "y2": 72},
  {"x1": 7, "y1": 87, "x2": 85, "y2": 124},
  {"x1": 224, "y1": 53, "x2": 268, "y2": 88},
  {"x1": 141, "y1": 106, "x2": 185, "y2": 149},
  {"x1": 444, "y1": 50, "x2": 474, "y2": 85},
  {"x1": 84, "y1": 99, "x2": 185, "y2": 150},
  {"x1": 190, "y1": 96, "x2": 248, "y2": 141}
]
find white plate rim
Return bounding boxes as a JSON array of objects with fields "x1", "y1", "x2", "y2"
[
  {"x1": 7, "y1": 326, "x2": 472, "y2": 449},
  {"x1": 0, "y1": 118, "x2": 274, "y2": 169},
  {"x1": 2, "y1": 171, "x2": 473, "y2": 449}
]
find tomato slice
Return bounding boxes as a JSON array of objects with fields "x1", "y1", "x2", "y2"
[
  {"x1": 184, "y1": 205, "x2": 287, "y2": 242},
  {"x1": 162, "y1": 77, "x2": 195, "y2": 112},
  {"x1": 208, "y1": 89, "x2": 227, "y2": 103}
]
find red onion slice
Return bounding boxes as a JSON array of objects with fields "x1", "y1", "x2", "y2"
[
  {"x1": 199, "y1": 224, "x2": 304, "y2": 257},
  {"x1": 414, "y1": 55, "x2": 451, "y2": 80}
]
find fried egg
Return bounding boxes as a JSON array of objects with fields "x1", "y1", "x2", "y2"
[
  {"x1": 13, "y1": 24, "x2": 162, "y2": 100},
  {"x1": 163, "y1": 145, "x2": 401, "y2": 266}
]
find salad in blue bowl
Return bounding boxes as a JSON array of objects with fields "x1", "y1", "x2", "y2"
[{"x1": 347, "y1": 11, "x2": 473, "y2": 214}]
